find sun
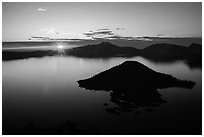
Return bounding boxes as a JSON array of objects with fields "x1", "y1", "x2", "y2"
[
  {"x1": 57, "y1": 45, "x2": 64, "y2": 49},
  {"x1": 55, "y1": 45, "x2": 65, "y2": 54}
]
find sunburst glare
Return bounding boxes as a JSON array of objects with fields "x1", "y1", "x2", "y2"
[
  {"x1": 56, "y1": 45, "x2": 65, "y2": 54},
  {"x1": 57, "y1": 45, "x2": 64, "y2": 49}
]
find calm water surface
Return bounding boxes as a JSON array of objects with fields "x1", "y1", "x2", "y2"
[{"x1": 2, "y1": 56, "x2": 202, "y2": 134}]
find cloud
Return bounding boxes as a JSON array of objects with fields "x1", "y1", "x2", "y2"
[
  {"x1": 156, "y1": 34, "x2": 165, "y2": 37},
  {"x1": 47, "y1": 28, "x2": 56, "y2": 34},
  {"x1": 83, "y1": 28, "x2": 132, "y2": 40},
  {"x1": 83, "y1": 29, "x2": 115, "y2": 39},
  {"x1": 107, "y1": 35, "x2": 123, "y2": 39},
  {"x1": 116, "y1": 27, "x2": 125, "y2": 30},
  {"x1": 83, "y1": 28, "x2": 153, "y2": 41},
  {"x1": 96, "y1": 28, "x2": 110, "y2": 31},
  {"x1": 39, "y1": 28, "x2": 85, "y2": 39},
  {"x1": 41, "y1": 28, "x2": 57, "y2": 34},
  {"x1": 82, "y1": 27, "x2": 127, "y2": 40},
  {"x1": 30, "y1": 36, "x2": 50, "y2": 41},
  {"x1": 134, "y1": 37, "x2": 153, "y2": 41},
  {"x1": 95, "y1": 31, "x2": 114, "y2": 35},
  {"x1": 37, "y1": 7, "x2": 47, "y2": 12}
]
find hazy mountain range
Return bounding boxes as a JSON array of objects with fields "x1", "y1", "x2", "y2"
[
  {"x1": 3, "y1": 37, "x2": 202, "y2": 49},
  {"x1": 3, "y1": 41, "x2": 202, "y2": 69}
]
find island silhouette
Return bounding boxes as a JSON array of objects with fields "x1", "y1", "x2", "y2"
[{"x1": 77, "y1": 61, "x2": 195, "y2": 115}]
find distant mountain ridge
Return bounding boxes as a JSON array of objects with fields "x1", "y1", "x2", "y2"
[
  {"x1": 141, "y1": 43, "x2": 201, "y2": 60},
  {"x1": 66, "y1": 42, "x2": 139, "y2": 58},
  {"x1": 4, "y1": 36, "x2": 201, "y2": 49},
  {"x1": 2, "y1": 50, "x2": 57, "y2": 61},
  {"x1": 2, "y1": 41, "x2": 202, "y2": 68},
  {"x1": 67, "y1": 42, "x2": 201, "y2": 68}
]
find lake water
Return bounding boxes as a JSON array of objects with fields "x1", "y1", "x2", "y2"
[{"x1": 2, "y1": 55, "x2": 202, "y2": 134}]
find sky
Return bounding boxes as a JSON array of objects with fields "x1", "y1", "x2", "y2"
[{"x1": 2, "y1": 2, "x2": 202, "y2": 41}]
